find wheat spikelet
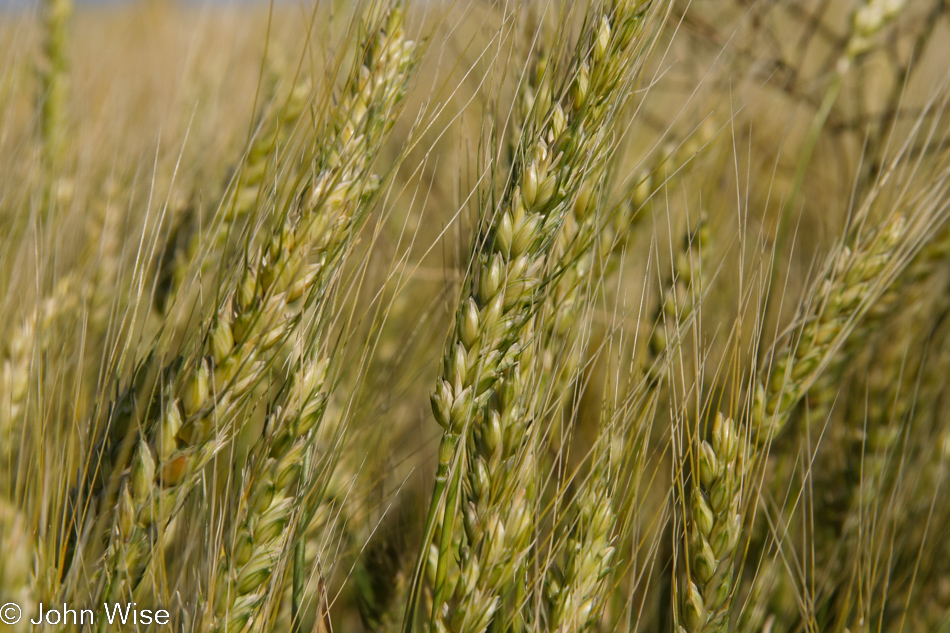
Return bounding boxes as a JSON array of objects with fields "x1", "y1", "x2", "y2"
[
  {"x1": 89, "y1": 4, "x2": 417, "y2": 605},
  {"x1": 204, "y1": 6, "x2": 417, "y2": 629},
  {"x1": 39, "y1": 0, "x2": 71, "y2": 184},
  {"x1": 679, "y1": 413, "x2": 746, "y2": 633},
  {"x1": 408, "y1": 3, "x2": 667, "y2": 630}
]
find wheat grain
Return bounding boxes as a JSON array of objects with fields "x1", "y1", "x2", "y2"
[
  {"x1": 408, "y1": 2, "x2": 665, "y2": 630},
  {"x1": 89, "y1": 3, "x2": 416, "y2": 606},
  {"x1": 679, "y1": 413, "x2": 745, "y2": 633},
  {"x1": 751, "y1": 213, "x2": 909, "y2": 444},
  {"x1": 206, "y1": 7, "x2": 417, "y2": 629}
]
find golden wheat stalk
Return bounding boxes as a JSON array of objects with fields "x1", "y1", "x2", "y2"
[
  {"x1": 678, "y1": 413, "x2": 746, "y2": 633},
  {"x1": 86, "y1": 4, "x2": 416, "y2": 608},
  {"x1": 205, "y1": 7, "x2": 417, "y2": 630},
  {"x1": 404, "y1": 3, "x2": 666, "y2": 631}
]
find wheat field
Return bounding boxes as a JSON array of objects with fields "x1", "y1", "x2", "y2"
[{"x1": 1, "y1": 0, "x2": 949, "y2": 632}]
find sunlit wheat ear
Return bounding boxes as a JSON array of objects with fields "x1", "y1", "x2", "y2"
[
  {"x1": 209, "y1": 358, "x2": 328, "y2": 633},
  {"x1": 156, "y1": 77, "x2": 313, "y2": 315},
  {"x1": 39, "y1": 0, "x2": 71, "y2": 186},
  {"x1": 88, "y1": 4, "x2": 417, "y2": 606},
  {"x1": 203, "y1": 6, "x2": 418, "y2": 629},
  {"x1": 738, "y1": 166, "x2": 949, "y2": 628},
  {"x1": 407, "y1": 2, "x2": 668, "y2": 631},
  {"x1": 544, "y1": 442, "x2": 618, "y2": 633},
  {"x1": 804, "y1": 233, "x2": 931, "y2": 426},
  {"x1": 508, "y1": 27, "x2": 596, "y2": 454},
  {"x1": 750, "y1": 212, "x2": 911, "y2": 445},
  {"x1": 810, "y1": 217, "x2": 950, "y2": 425},
  {"x1": 434, "y1": 364, "x2": 537, "y2": 633},
  {"x1": 678, "y1": 413, "x2": 746, "y2": 633},
  {"x1": 527, "y1": 83, "x2": 715, "y2": 633},
  {"x1": 530, "y1": 180, "x2": 603, "y2": 421}
]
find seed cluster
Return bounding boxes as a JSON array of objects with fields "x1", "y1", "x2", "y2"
[
  {"x1": 96, "y1": 6, "x2": 416, "y2": 604},
  {"x1": 423, "y1": 2, "x2": 654, "y2": 630},
  {"x1": 751, "y1": 214, "x2": 907, "y2": 443},
  {"x1": 211, "y1": 359, "x2": 328, "y2": 632},
  {"x1": 435, "y1": 360, "x2": 536, "y2": 632},
  {"x1": 681, "y1": 413, "x2": 744, "y2": 633},
  {"x1": 545, "y1": 464, "x2": 617, "y2": 632},
  {"x1": 208, "y1": 10, "x2": 416, "y2": 629}
]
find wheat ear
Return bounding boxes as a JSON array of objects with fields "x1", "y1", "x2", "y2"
[
  {"x1": 778, "y1": 0, "x2": 905, "y2": 246},
  {"x1": 156, "y1": 77, "x2": 313, "y2": 314},
  {"x1": 39, "y1": 0, "x2": 71, "y2": 183},
  {"x1": 1, "y1": 277, "x2": 78, "y2": 473},
  {"x1": 545, "y1": 442, "x2": 618, "y2": 632},
  {"x1": 679, "y1": 413, "x2": 745, "y2": 633},
  {"x1": 90, "y1": 5, "x2": 416, "y2": 607},
  {"x1": 209, "y1": 357, "x2": 328, "y2": 633},
  {"x1": 208, "y1": 8, "x2": 417, "y2": 626},
  {"x1": 404, "y1": 3, "x2": 662, "y2": 631},
  {"x1": 751, "y1": 213, "x2": 909, "y2": 444}
]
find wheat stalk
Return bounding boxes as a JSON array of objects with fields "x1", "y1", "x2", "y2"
[
  {"x1": 679, "y1": 412, "x2": 746, "y2": 633},
  {"x1": 205, "y1": 7, "x2": 417, "y2": 630},
  {"x1": 404, "y1": 3, "x2": 666, "y2": 631},
  {"x1": 86, "y1": 4, "x2": 417, "y2": 607}
]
